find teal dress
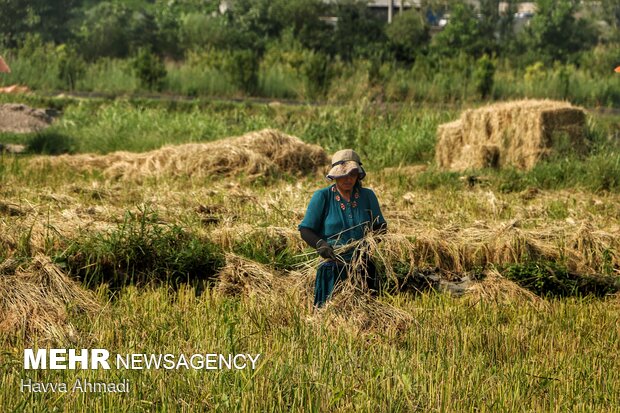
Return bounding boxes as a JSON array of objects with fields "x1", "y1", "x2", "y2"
[{"x1": 299, "y1": 182, "x2": 386, "y2": 307}]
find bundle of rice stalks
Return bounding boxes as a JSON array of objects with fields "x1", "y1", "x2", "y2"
[
  {"x1": 216, "y1": 253, "x2": 306, "y2": 297},
  {"x1": 570, "y1": 221, "x2": 619, "y2": 274},
  {"x1": 0, "y1": 254, "x2": 100, "y2": 342},
  {"x1": 376, "y1": 220, "x2": 618, "y2": 276},
  {"x1": 436, "y1": 99, "x2": 586, "y2": 171},
  {"x1": 464, "y1": 268, "x2": 546, "y2": 308},
  {"x1": 301, "y1": 237, "x2": 417, "y2": 337},
  {"x1": 32, "y1": 129, "x2": 329, "y2": 181}
]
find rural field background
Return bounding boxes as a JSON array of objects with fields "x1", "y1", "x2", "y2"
[{"x1": 0, "y1": 93, "x2": 619, "y2": 412}]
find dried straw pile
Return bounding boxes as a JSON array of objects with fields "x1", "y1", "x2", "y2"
[
  {"x1": 0, "y1": 255, "x2": 100, "y2": 341},
  {"x1": 436, "y1": 100, "x2": 586, "y2": 171},
  {"x1": 35, "y1": 129, "x2": 328, "y2": 180},
  {"x1": 216, "y1": 253, "x2": 305, "y2": 297},
  {"x1": 465, "y1": 269, "x2": 546, "y2": 308},
  {"x1": 378, "y1": 220, "x2": 619, "y2": 276}
]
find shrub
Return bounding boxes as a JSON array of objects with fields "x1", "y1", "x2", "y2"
[
  {"x1": 27, "y1": 131, "x2": 77, "y2": 155},
  {"x1": 56, "y1": 44, "x2": 85, "y2": 91},
  {"x1": 224, "y1": 49, "x2": 259, "y2": 95},
  {"x1": 473, "y1": 54, "x2": 495, "y2": 99},
  {"x1": 503, "y1": 260, "x2": 619, "y2": 297},
  {"x1": 133, "y1": 48, "x2": 167, "y2": 91}
]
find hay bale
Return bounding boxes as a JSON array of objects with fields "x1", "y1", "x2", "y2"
[
  {"x1": 435, "y1": 120, "x2": 463, "y2": 169},
  {"x1": 33, "y1": 129, "x2": 329, "y2": 181},
  {"x1": 0, "y1": 255, "x2": 100, "y2": 341},
  {"x1": 436, "y1": 100, "x2": 586, "y2": 171}
]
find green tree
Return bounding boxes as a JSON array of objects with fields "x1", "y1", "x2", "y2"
[
  {"x1": 78, "y1": 2, "x2": 163, "y2": 60},
  {"x1": 0, "y1": 0, "x2": 82, "y2": 47},
  {"x1": 520, "y1": 0, "x2": 598, "y2": 62},
  {"x1": 133, "y1": 48, "x2": 167, "y2": 91},
  {"x1": 225, "y1": 0, "x2": 332, "y2": 53},
  {"x1": 385, "y1": 9, "x2": 430, "y2": 63},
  {"x1": 331, "y1": 0, "x2": 386, "y2": 60},
  {"x1": 600, "y1": 0, "x2": 620, "y2": 35},
  {"x1": 77, "y1": 2, "x2": 132, "y2": 59},
  {"x1": 431, "y1": 3, "x2": 489, "y2": 58}
]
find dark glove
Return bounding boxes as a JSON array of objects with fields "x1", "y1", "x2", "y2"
[
  {"x1": 316, "y1": 239, "x2": 337, "y2": 261},
  {"x1": 372, "y1": 221, "x2": 387, "y2": 235}
]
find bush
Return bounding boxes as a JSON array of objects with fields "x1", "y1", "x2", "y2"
[
  {"x1": 224, "y1": 50, "x2": 259, "y2": 95},
  {"x1": 133, "y1": 48, "x2": 167, "y2": 91},
  {"x1": 57, "y1": 44, "x2": 85, "y2": 91},
  {"x1": 473, "y1": 54, "x2": 495, "y2": 99},
  {"x1": 503, "y1": 260, "x2": 619, "y2": 297},
  {"x1": 57, "y1": 207, "x2": 224, "y2": 288},
  {"x1": 27, "y1": 131, "x2": 76, "y2": 155}
]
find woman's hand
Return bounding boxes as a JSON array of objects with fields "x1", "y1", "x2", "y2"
[{"x1": 316, "y1": 239, "x2": 337, "y2": 261}]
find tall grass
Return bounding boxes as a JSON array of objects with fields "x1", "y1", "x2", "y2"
[
  {"x1": 77, "y1": 58, "x2": 139, "y2": 94},
  {"x1": 0, "y1": 286, "x2": 618, "y2": 411},
  {"x1": 2, "y1": 41, "x2": 620, "y2": 106},
  {"x1": 165, "y1": 64, "x2": 237, "y2": 97}
]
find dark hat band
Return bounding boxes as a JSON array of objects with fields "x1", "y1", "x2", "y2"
[{"x1": 331, "y1": 159, "x2": 363, "y2": 167}]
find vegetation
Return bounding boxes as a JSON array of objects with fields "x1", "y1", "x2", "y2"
[
  {"x1": 1, "y1": 286, "x2": 618, "y2": 411},
  {"x1": 0, "y1": 0, "x2": 619, "y2": 408},
  {"x1": 0, "y1": 0, "x2": 619, "y2": 106},
  {"x1": 0, "y1": 97, "x2": 618, "y2": 410}
]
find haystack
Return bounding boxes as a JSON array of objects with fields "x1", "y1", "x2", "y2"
[
  {"x1": 37, "y1": 129, "x2": 329, "y2": 181},
  {"x1": 436, "y1": 100, "x2": 586, "y2": 171}
]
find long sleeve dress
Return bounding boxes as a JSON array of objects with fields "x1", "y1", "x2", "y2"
[{"x1": 299, "y1": 182, "x2": 387, "y2": 307}]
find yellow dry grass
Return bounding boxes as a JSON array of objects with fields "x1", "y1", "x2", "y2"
[
  {"x1": 31, "y1": 129, "x2": 329, "y2": 181},
  {"x1": 0, "y1": 254, "x2": 100, "y2": 342}
]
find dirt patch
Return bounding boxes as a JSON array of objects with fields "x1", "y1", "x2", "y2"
[
  {"x1": 436, "y1": 99, "x2": 586, "y2": 171},
  {"x1": 0, "y1": 103, "x2": 55, "y2": 133}
]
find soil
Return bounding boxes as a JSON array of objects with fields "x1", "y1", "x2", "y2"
[{"x1": 0, "y1": 103, "x2": 55, "y2": 133}]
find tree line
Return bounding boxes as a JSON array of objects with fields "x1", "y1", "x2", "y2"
[{"x1": 1, "y1": 0, "x2": 619, "y2": 101}]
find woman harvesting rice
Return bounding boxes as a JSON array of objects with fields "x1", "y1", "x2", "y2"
[{"x1": 299, "y1": 149, "x2": 387, "y2": 307}]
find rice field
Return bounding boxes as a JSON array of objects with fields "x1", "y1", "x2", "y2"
[{"x1": 0, "y1": 96, "x2": 619, "y2": 412}]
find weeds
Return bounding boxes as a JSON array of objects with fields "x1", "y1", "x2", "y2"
[
  {"x1": 502, "y1": 260, "x2": 619, "y2": 297},
  {"x1": 56, "y1": 206, "x2": 224, "y2": 288}
]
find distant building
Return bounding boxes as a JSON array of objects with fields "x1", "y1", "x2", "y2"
[{"x1": 220, "y1": 1, "x2": 423, "y2": 24}]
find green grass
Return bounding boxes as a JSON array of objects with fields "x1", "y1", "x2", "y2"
[
  {"x1": 1, "y1": 96, "x2": 619, "y2": 192},
  {"x1": 0, "y1": 288, "x2": 618, "y2": 411},
  {"x1": 3, "y1": 45, "x2": 620, "y2": 106},
  {"x1": 55, "y1": 206, "x2": 224, "y2": 289}
]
